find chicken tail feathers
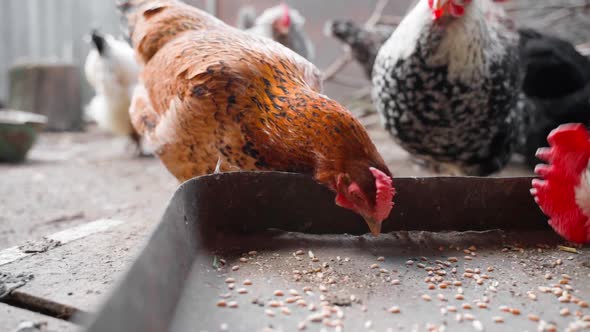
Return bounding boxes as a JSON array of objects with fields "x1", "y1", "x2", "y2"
[
  {"x1": 237, "y1": 5, "x2": 257, "y2": 30},
  {"x1": 91, "y1": 30, "x2": 107, "y2": 56}
]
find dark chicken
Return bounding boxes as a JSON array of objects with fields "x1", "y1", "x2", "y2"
[
  {"x1": 372, "y1": 0, "x2": 521, "y2": 176},
  {"x1": 517, "y1": 28, "x2": 590, "y2": 169},
  {"x1": 519, "y1": 29, "x2": 590, "y2": 100},
  {"x1": 325, "y1": 20, "x2": 395, "y2": 79},
  {"x1": 120, "y1": 0, "x2": 395, "y2": 235}
]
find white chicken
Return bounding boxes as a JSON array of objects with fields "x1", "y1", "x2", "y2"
[
  {"x1": 84, "y1": 29, "x2": 145, "y2": 155},
  {"x1": 237, "y1": 3, "x2": 315, "y2": 61}
]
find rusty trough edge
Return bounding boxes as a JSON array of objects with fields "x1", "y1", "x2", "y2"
[
  {"x1": 80, "y1": 172, "x2": 548, "y2": 332},
  {"x1": 184, "y1": 172, "x2": 548, "y2": 235}
]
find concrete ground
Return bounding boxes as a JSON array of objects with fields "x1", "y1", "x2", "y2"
[
  {"x1": 0, "y1": 126, "x2": 177, "y2": 331},
  {"x1": 0, "y1": 118, "x2": 533, "y2": 331},
  {"x1": 0, "y1": 128, "x2": 177, "y2": 249}
]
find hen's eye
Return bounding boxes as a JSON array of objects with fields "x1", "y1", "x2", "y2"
[{"x1": 350, "y1": 190, "x2": 362, "y2": 201}]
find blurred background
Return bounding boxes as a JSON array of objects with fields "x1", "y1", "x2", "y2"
[
  {"x1": 1, "y1": 0, "x2": 588, "y2": 107},
  {"x1": 0, "y1": 0, "x2": 413, "y2": 106}
]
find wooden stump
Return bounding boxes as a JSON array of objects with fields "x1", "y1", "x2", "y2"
[{"x1": 8, "y1": 63, "x2": 82, "y2": 131}]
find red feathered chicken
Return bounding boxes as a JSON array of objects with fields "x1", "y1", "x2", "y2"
[
  {"x1": 531, "y1": 124, "x2": 590, "y2": 244},
  {"x1": 120, "y1": 0, "x2": 395, "y2": 235}
]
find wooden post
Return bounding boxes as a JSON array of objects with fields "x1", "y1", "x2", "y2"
[{"x1": 8, "y1": 63, "x2": 82, "y2": 131}]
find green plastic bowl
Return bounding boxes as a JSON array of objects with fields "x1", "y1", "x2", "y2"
[{"x1": 0, "y1": 110, "x2": 47, "y2": 163}]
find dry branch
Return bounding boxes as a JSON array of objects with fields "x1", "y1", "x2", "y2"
[
  {"x1": 378, "y1": 15, "x2": 404, "y2": 26},
  {"x1": 365, "y1": 0, "x2": 391, "y2": 28},
  {"x1": 322, "y1": 52, "x2": 353, "y2": 81}
]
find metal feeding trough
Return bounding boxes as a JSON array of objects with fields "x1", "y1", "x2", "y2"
[{"x1": 82, "y1": 172, "x2": 590, "y2": 332}]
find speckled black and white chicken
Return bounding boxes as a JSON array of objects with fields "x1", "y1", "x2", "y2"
[
  {"x1": 372, "y1": 0, "x2": 521, "y2": 176},
  {"x1": 325, "y1": 20, "x2": 395, "y2": 79},
  {"x1": 237, "y1": 4, "x2": 314, "y2": 61}
]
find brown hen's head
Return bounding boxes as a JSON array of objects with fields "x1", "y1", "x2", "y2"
[
  {"x1": 323, "y1": 158, "x2": 394, "y2": 236},
  {"x1": 307, "y1": 99, "x2": 395, "y2": 236}
]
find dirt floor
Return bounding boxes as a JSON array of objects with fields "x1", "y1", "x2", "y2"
[
  {"x1": 0, "y1": 127, "x2": 177, "y2": 249},
  {"x1": 0, "y1": 125, "x2": 178, "y2": 331}
]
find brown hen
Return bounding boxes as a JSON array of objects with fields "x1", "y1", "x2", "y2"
[{"x1": 122, "y1": 0, "x2": 395, "y2": 235}]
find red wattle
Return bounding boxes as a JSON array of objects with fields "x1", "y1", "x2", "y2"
[
  {"x1": 335, "y1": 192, "x2": 356, "y2": 210},
  {"x1": 433, "y1": 8, "x2": 444, "y2": 19},
  {"x1": 449, "y1": 3, "x2": 465, "y2": 17}
]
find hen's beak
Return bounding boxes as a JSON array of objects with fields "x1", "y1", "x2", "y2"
[
  {"x1": 364, "y1": 217, "x2": 382, "y2": 236},
  {"x1": 275, "y1": 23, "x2": 290, "y2": 36},
  {"x1": 431, "y1": 0, "x2": 448, "y2": 19}
]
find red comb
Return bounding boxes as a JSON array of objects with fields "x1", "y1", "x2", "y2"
[
  {"x1": 531, "y1": 123, "x2": 590, "y2": 244},
  {"x1": 428, "y1": 0, "x2": 443, "y2": 19},
  {"x1": 449, "y1": 3, "x2": 465, "y2": 17},
  {"x1": 370, "y1": 167, "x2": 395, "y2": 222},
  {"x1": 429, "y1": 0, "x2": 473, "y2": 20},
  {"x1": 433, "y1": 8, "x2": 444, "y2": 19},
  {"x1": 280, "y1": 3, "x2": 291, "y2": 27}
]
